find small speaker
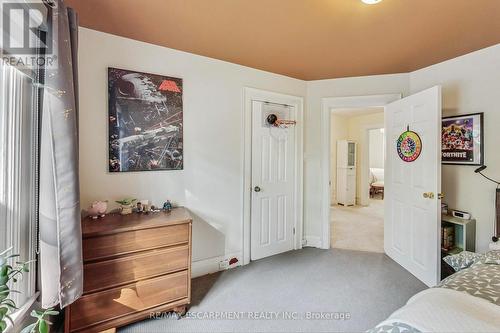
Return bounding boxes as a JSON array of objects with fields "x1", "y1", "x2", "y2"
[{"x1": 451, "y1": 210, "x2": 471, "y2": 220}]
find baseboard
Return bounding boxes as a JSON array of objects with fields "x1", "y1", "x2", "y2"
[
  {"x1": 303, "y1": 236, "x2": 322, "y2": 248},
  {"x1": 191, "y1": 251, "x2": 242, "y2": 278}
]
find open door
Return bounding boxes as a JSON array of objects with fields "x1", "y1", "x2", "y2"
[{"x1": 384, "y1": 86, "x2": 442, "y2": 287}]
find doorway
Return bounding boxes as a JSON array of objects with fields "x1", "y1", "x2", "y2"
[
  {"x1": 329, "y1": 107, "x2": 385, "y2": 253},
  {"x1": 320, "y1": 94, "x2": 401, "y2": 250},
  {"x1": 321, "y1": 88, "x2": 443, "y2": 287}
]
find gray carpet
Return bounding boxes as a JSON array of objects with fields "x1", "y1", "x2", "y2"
[{"x1": 119, "y1": 248, "x2": 426, "y2": 333}]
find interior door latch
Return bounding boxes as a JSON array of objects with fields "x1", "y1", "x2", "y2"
[{"x1": 423, "y1": 192, "x2": 435, "y2": 199}]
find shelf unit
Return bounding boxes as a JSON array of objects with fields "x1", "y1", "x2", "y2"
[
  {"x1": 440, "y1": 213, "x2": 476, "y2": 279},
  {"x1": 336, "y1": 140, "x2": 356, "y2": 206}
]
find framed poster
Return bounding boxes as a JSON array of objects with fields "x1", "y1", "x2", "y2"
[
  {"x1": 441, "y1": 113, "x2": 483, "y2": 165},
  {"x1": 108, "y1": 68, "x2": 183, "y2": 172}
]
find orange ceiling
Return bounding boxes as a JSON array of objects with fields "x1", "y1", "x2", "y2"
[{"x1": 65, "y1": 0, "x2": 500, "y2": 80}]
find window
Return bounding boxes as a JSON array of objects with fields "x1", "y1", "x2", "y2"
[{"x1": 0, "y1": 60, "x2": 39, "y2": 307}]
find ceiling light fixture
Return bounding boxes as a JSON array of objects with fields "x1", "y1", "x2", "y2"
[{"x1": 361, "y1": 0, "x2": 383, "y2": 4}]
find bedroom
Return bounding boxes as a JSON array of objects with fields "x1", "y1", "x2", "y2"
[{"x1": 1, "y1": 1, "x2": 500, "y2": 332}]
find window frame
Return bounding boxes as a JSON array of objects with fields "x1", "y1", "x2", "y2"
[{"x1": 0, "y1": 59, "x2": 39, "y2": 316}]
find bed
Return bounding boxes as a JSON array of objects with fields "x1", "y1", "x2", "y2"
[{"x1": 368, "y1": 250, "x2": 500, "y2": 333}]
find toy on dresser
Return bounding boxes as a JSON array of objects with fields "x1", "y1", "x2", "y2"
[
  {"x1": 163, "y1": 200, "x2": 173, "y2": 212},
  {"x1": 87, "y1": 201, "x2": 108, "y2": 219}
]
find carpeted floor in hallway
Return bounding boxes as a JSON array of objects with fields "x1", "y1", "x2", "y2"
[
  {"x1": 119, "y1": 247, "x2": 426, "y2": 333},
  {"x1": 331, "y1": 197, "x2": 384, "y2": 253}
]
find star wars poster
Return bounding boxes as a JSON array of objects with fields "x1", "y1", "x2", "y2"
[
  {"x1": 441, "y1": 113, "x2": 483, "y2": 165},
  {"x1": 108, "y1": 68, "x2": 183, "y2": 172}
]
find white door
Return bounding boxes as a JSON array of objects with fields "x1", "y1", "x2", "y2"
[
  {"x1": 251, "y1": 101, "x2": 295, "y2": 260},
  {"x1": 384, "y1": 86, "x2": 442, "y2": 287}
]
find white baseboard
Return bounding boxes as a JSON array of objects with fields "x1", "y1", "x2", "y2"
[
  {"x1": 191, "y1": 251, "x2": 242, "y2": 278},
  {"x1": 303, "y1": 236, "x2": 322, "y2": 248}
]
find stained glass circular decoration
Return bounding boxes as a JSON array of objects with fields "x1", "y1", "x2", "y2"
[{"x1": 396, "y1": 129, "x2": 422, "y2": 162}]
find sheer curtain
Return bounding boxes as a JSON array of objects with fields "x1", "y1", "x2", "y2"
[
  {"x1": 0, "y1": 60, "x2": 38, "y2": 308},
  {"x1": 38, "y1": 0, "x2": 82, "y2": 308}
]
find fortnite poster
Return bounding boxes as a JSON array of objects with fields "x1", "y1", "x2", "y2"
[{"x1": 442, "y1": 114, "x2": 482, "y2": 165}]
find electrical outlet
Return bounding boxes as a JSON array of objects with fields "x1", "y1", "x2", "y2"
[
  {"x1": 219, "y1": 259, "x2": 229, "y2": 270},
  {"x1": 219, "y1": 256, "x2": 241, "y2": 271}
]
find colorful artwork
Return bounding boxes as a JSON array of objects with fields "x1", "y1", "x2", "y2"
[
  {"x1": 108, "y1": 68, "x2": 183, "y2": 172},
  {"x1": 442, "y1": 113, "x2": 483, "y2": 165},
  {"x1": 397, "y1": 129, "x2": 422, "y2": 162}
]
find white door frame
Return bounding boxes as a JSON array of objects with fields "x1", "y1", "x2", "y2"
[
  {"x1": 360, "y1": 124, "x2": 385, "y2": 205},
  {"x1": 320, "y1": 94, "x2": 401, "y2": 249},
  {"x1": 243, "y1": 87, "x2": 304, "y2": 265}
]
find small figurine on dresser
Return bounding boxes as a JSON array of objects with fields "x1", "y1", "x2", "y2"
[
  {"x1": 163, "y1": 200, "x2": 173, "y2": 213},
  {"x1": 136, "y1": 201, "x2": 143, "y2": 213},
  {"x1": 87, "y1": 200, "x2": 108, "y2": 219},
  {"x1": 116, "y1": 198, "x2": 137, "y2": 215}
]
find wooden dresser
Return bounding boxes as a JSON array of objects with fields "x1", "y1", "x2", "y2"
[{"x1": 65, "y1": 208, "x2": 192, "y2": 333}]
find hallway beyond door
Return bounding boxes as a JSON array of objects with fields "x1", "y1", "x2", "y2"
[{"x1": 331, "y1": 197, "x2": 384, "y2": 253}]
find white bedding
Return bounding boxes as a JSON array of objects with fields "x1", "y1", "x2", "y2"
[{"x1": 378, "y1": 288, "x2": 500, "y2": 332}]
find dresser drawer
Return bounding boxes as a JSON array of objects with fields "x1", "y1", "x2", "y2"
[
  {"x1": 83, "y1": 223, "x2": 189, "y2": 261},
  {"x1": 83, "y1": 245, "x2": 189, "y2": 294},
  {"x1": 70, "y1": 271, "x2": 188, "y2": 332}
]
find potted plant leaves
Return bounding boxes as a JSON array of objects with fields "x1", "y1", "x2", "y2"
[{"x1": 0, "y1": 248, "x2": 58, "y2": 333}]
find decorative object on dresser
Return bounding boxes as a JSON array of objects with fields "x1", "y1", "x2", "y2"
[
  {"x1": 336, "y1": 140, "x2": 356, "y2": 206},
  {"x1": 65, "y1": 207, "x2": 192, "y2": 333},
  {"x1": 115, "y1": 198, "x2": 136, "y2": 215},
  {"x1": 163, "y1": 200, "x2": 173, "y2": 212},
  {"x1": 87, "y1": 200, "x2": 108, "y2": 219}
]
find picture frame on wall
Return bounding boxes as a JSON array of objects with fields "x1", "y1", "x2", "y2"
[
  {"x1": 108, "y1": 67, "x2": 183, "y2": 172},
  {"x1": 442, "y1": 113, "x2": 483, "y2": 165}
]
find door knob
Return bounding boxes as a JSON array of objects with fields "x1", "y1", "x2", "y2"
[
  {"x1": 438, "y1": 193, "x2": 445, "y2": 199},
  {"x1": 423, "y1": 192, "x2": 435, "y2": 199},
  {"x1": 254, "y1": 186, "x2": 261, "y2": 192}
]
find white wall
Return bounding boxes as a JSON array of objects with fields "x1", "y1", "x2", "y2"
[
  {"x1": 410, "y1": 44, "x2": 500, "y2": 252},
  {"x1": 369, "y1": 129, "x2": 384, "y2": 169},
  {"x1": 78, "y1": 28, "x2": 306, "y2": 268}
]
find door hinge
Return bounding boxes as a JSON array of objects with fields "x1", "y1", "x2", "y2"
[{"x1": 293, "y1": 227, "x2": 296, "y2": 235}]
